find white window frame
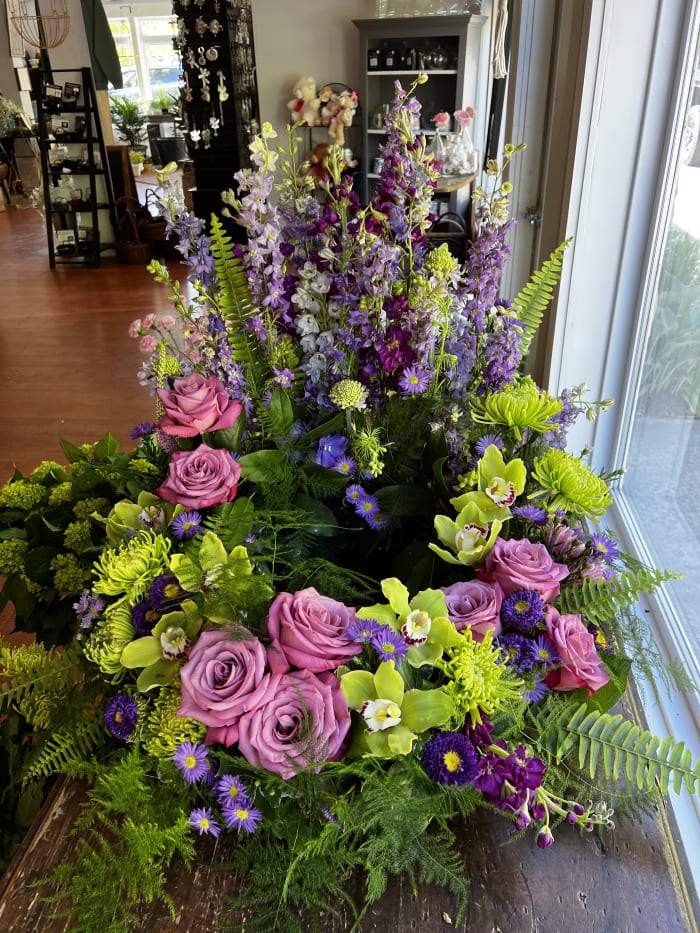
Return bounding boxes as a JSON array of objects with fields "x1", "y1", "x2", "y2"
[{"x1": 534, "y1": 0, "x2": 700, "y2": 897}]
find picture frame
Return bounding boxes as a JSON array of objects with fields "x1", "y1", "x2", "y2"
[
  {"x1": 44, "y1": 83, "x2": 63, "y2": 99},
  {"x1": 62, "y1": 82, "x2": 81, "y2": 104}
]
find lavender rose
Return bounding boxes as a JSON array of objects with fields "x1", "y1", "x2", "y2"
[
  {"x1": 479, "y1": 537, "x2": 569, "y2": 602},
  {"x1": 178, "y1": 627, "x2": 271, "y2": 747},
  {"x1": 544, "y1": 606, "x2": 610, "y2": 695},
  {"x1": 265, "y1": 587, "x2": 361, "y2": 674},
  {"x1": 236, "y1": 669, "x2": 351, "y2": 779},
  {"x1": 441, "y1": 579, "x2": 503, "y2": 641},
  {"x1": 156, "y1": 444, "x2": 242, "y2": 509},
  {"x1": 157, "y1": 373, "x2": 243, "y2": 438}
]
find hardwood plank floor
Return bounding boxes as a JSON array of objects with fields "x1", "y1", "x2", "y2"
[{"x1": 0, "y1": 203, "x2": 168, "y2": 481}]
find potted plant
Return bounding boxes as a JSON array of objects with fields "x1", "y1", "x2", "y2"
[
  {"x1": 109, "y1": 95, "x2": 147, "y2": 151},
  {"x1": 150, "y1": 89, "x2": 173, "y2": 115},
  {"x1": 0, "y1": 94, "x2": 23, "y2": 149},
  {"x1": 128, "y1": 150, "x2": 145, "y2": 176}
]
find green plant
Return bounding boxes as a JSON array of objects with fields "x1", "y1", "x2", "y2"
[
  {"x1": 150, "y1": 89, "x2": 172, "y2": 112},
  {"x1": 0, "y1": 94, "x2": 23, "y2": 137},
  {"x1": 109, "y1": 95, "x2": 147, "y2": 149},
  {"x1": 129, "y1": 151, "x2": 145, "y2": 165}
]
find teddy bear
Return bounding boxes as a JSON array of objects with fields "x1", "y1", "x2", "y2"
[
  {"x1": 328, "y1": 89, "x2": 358, "y2": 147},
  {"x1": 287, "y1": 75, "x2": 320, "y2": 126}
]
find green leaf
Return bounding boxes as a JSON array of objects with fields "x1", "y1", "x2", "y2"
[
  {"x1": 239, "y1": 449, "x2": 289, "y2": 482},
  {"x1": 269, "y1": 388, "x2": 295, "y2": 437}
]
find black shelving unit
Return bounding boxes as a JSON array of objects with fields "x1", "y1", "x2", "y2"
[{"x1": 34, "y1": 67, "x2": 116, "y2": 268}]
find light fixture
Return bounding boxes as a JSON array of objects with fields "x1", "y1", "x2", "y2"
[{"x1": 7, "y1": 0, "x2": 71, "y2": 50}]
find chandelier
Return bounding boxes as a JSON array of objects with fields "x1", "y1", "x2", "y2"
[{"x1": 7, "y1": 0, "x2": 71, "y2": 49}]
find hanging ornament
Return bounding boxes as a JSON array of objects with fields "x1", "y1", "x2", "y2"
[
  {"x1": 197, "y1": 46, "x2": 206, "y2": 66},
  {"x1": 189, "y1": 128, "x2": 201, "y2": 148},
  {"x1": 205, "y1": 46, "x2": 219, "y2": 62},
  {"x1": 194, "y1": 16, "x2": 207, "y2": 36},
  {"x1": 208, "y1": 19, "x2": 223, "y2": 35},
  {"x1": 202, "y1": 128, "x2": 212, "y2": 149},
  {"x1": 209, "y1": 114, "x2": 220, "y2": 136},
  {"x1": 198, "y1": 67, "x2": 211, "y2": 103},
  {"x1": 183, "y1": 71, "x2": 193, "y2": 103},
  {"x1": 185, "y1": 47, "x2": 196, "y2": 68},
  {"x1": 217, "y1": 70, "x2": 229, "y2": 102}
]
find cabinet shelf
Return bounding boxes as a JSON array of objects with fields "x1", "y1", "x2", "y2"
[{"x1": 368, "y1": 69, "x2": 458, "y2": 76}]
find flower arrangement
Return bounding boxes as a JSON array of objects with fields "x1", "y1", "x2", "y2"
[{"x1": 0, "y1": 79, "x2": 696, "y2": 930}]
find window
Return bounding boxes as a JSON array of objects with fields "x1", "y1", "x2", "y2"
[{"x1": 107, "y1": 14, "x2": 180, "y2": 105}]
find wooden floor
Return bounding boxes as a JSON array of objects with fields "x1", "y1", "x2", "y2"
[{"x1": 0, "y1": 201, "x2": 699, "y2": 931}]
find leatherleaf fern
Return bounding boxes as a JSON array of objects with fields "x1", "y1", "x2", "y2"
[
  {"x1": 512, "y1": 238, "x2": 571, "y2": 355},
  {"x1": 539, "y1": 702, "x2": 700, "y2": 797}
]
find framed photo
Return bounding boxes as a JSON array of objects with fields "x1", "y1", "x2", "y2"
[
  {"x1": 44, "y1": 83, "x2": 63, "y2": 100},
  {"x1": 62, "y1": 82, "x2": 81, "y2": 104}
]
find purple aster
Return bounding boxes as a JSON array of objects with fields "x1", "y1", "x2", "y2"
[
  {"x1": 521, "y1": 676, "x2": 550, "y2": 703},
  {"x1": 589, "y1": 532, "x2": 620, "y2": 563},
  {"x1": 474, "y1": 434, "x2": 504, "y2": 457},
  {"x1": 73, "y1": 589, "x2": 105, "y2": 628},
  {"x1": 131, "y1": 600, "x2": 161, "y2": 637},
  {"x1": 354, "y1": 491, "x2": 382, "y2": 524},
  {"x1": 130, "y1": 421, "x2": 155, "y2": 440},
  {"x1": 214, "y1": 775, "x2": 250, "y2": 808},
  {"x1": 104, "y1": 693, "x2": 138, "y2": 740},
  {"x1": 345, "y1": 484, "x2": 365, "y2": 505},
  {"x1": 531, "y1": 635, "x2": 559, "y2": 668},
  {"x1": 333, "y1": 455, "x2": 357, "y2": 477},
  {"x1": 347, "y1": 617, "x2": 382, "y2": 643},
  {"x1": 148, "y1": 574, "x2": 183, "y2": 610},
  {"x1": 512, "y1": 504, "x2": 548, "y2": 525},
  {"x1": 370, "y1": 626, "x2": 409, "y2": 662},
  {"x1": 398, "y1": 365, "x2": 431, "y2": 395},
  {"x1": 173, "y1": 742, "x2": 210, "y2": 784},
  {"x1": 189, "y1": 807, "x2": 221, "y2": 838},
  {"x1": 171, "y1": 510, "x2": 204, "y2": 540},
  {"x1": 496, "y1": 633, "x2": 538, "y2": 673},
  {"x1": 222, "y1": 803, "x2": 263, "y2": 834},
  {"x1": 500, "y1": 589, "x2": 544, "y2": 632},
  {"x1": 422, "y1": 731, "x2": 480, "y2": 786},
  {"x1": 316, "y1": 434, "x2": 348, "y2": 468}
]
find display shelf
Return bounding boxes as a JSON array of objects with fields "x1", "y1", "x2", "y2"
[{"x1": 33, "y1": 67, "x2": 117, "y2": 268}]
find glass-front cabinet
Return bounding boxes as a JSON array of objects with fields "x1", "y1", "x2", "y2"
[{"x1": 353, "y1": 15, "x2": 488, "y2": 209}]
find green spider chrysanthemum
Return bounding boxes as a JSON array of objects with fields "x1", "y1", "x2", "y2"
[
  {"x1": 141, "y1": 686, "x2": 206, "y2": 761},
  {"x1": 51, "y1": 552, "x2": 91, "y2": 597},
  {"x1": 92, "y1": 530, "x2": 172, "y2": 604},
  {"x1": 329, "y1": 378, "x2": 368, "y2": 411},
  {"x1": 470, "y1": 376, "x2": 562, "y2": 441},
  {"x1": 82, "y1": 601, "x2": 135, "y2": 678},
  {"x1": 0, "y1": 480, "x2": 46, "y2": 511},
  {"x1": 440, "y1": 628, "x2": 523, "y2": 726},
  {"x1": 530, "y1": 448, "x2": 612, "y2": 520}
]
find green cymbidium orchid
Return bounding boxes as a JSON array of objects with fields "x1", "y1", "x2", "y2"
[
  {"x1": 120, "y1": 598, "x2": 204, "y2": 691},
  {"x1": 104, "y1": 492, "x2": 180, "y2": 544},
  {"x1": 359, "y1": 578, "x2": 462, "y2": 668},
  {"x1": 340, "y1": 659, "x2": 453, "y2": 758},
  {"x1": 430, "y1": 501, "x2": 501, "y2": 568},
  {"x1": 450, "y1": 445, "x2": 526, "y2": 522}
]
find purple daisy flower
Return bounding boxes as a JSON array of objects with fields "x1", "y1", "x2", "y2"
[
  {"x1": 189, "y1": 807, "x2": 221, "y2": 838},
  {"x1": 496, "y1": 633, "x2": 538, "y2": 672},
  {"x1": 355, "y1": 491, "x2": 384, "y2": 528},
  {"x1": 214, "y1": 775, "x2": 250, "y2": 808},
  {"x1": 422, "y1": 731, "x2": 480, "y2": 786},
  {"x1": 333, "y1": 455, "x2": 357, "y2": 477},
  {"x1": 500, "y1": 589, "x2": 544, "y2": 632},
  {"x1": 398, "y1": 364, "x2": 431, "y2": 395},
  {"x1": 512, "y1": 504, "x2": 548, "y2": 525},
  {"x1": 521, "y1": 676, "x2": 550, "y2": 703},
  {"x1": 589, "y1": 532, "x2": 620, "y2": 563},
  {"x1": 171, "y1": 510, "x2": 204, "y2": 540},
  {"x1": 173, "y1": 742, "x2": 210, "y2": 784},
  {"x1": 130, "y1": 421, "x2": 155, "y2": 440},
  {"x1": 474, "y1": 434, "x2": 504, "y2": 456},
  {"x1": 73, "y1": 589, "x2": 105, "y2": 629},
  {"x1": 222, "y1": 803, "x2": 263, "y2": 834},
  {"x1": 370, "y1": 626, "x2": 409, "y2": 662},
  {"x1": 104, "y1": 693, "x2": 138, "y2": 740},
  {"x1": 531, "y1": 635, "x2": 559, "y2": 668},
  {"x1": 345, "y1": 484, "x2": 365, "y2": 505},
  {"x1": 347, "y1": 617, "x2": 382, "y2": 643}
]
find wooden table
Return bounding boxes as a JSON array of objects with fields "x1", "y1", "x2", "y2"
[{"x1": 0, "y1": 776, "x2": 697, "y2": 932}]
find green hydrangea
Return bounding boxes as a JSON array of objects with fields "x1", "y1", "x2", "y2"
[
  {"x1": 73, "y1": 497, "x2": 111, "y2": 520},
  {"x1": 48, "y1": 482, "x2": 74, "y2": 506},
  {"x1": 128, "y1": 459, "x2": 160, "y2": 476},
  {"x1": 0, "y1": 480, "x2": 46, "y2": 511},
  {"x1": 64, "y1": 520, "x2": 93, "y2": 554},
  {"x1": 0, "y1": 538, "x2": 28, "y2": 574},
  {"x1": 51, "y1": 552, "x2": 91, "y2": 598},
  {"x1": 141, "y1": 687, "x2": 206, "y2": 761},
  {"x1": 83, "y1": 602, "x2": 135, "y2": 677},
  {"x1": 29, "y1": 460, "x2": 68, "y2": 484}
]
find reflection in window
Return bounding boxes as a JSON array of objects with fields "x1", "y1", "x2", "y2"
[{"x1": 107, "y1": 15, "x2": 180, "y2": 106}]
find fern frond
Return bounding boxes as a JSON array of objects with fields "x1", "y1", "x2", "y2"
[
  {"x1": 22, "y1": 716, "x2": 105, "y2": 784},
  {"x1": 208, "y1": 215, "x2": 271, "y2": 401},
  {"x1": 0, "y1": 639, "x2": 85, "y2": 728},
  {"x1": 512, "y1": 238, "x2": 571, "y2": 355},
  {"x1": 561, "y1": 703, "x2": 700, "y2": 795},
  {"x1": 554, "y1": 567, "x2": 681, "y2": 624}
]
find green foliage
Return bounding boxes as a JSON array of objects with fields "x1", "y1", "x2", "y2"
[
  {"x1": 40, "y1": 750, "x2": 195, "y2": 931},
  {"x1": 108, "y1": 96, "x2": 147, "y2": 149},
  {"x1": 554, "y1": 566, "x2": 681, "y2": 625},
  {"x1": 22, "y1": 717, "x2": 106, "y2": 784},
  {"x1": 512, "y1": 239, "x2": 571, "y2": 356},
  {"x1": 558, "y1": 704, "x2": 700, "y2": 796}
]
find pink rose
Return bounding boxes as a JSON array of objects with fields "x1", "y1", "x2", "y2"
[
  {"x1": 544, "y1": 606, "x2": 610, "y2": 695},
  {"x1": 178, "y1": 627, "x2": 271, "y2": 746},
  {"x1": 236, "y1": 669, "x2": 351, "y2": 779},
  {"x1": 265, "y1": 587, "x2": 361, "y2": 674},
  {"x1": 479, "y1": 537, "x2": 569, "y2": 602},
  {"x1": 157, "y1": 373, "x2": 243, "y2": 438},
  {"x1": 441, "y1": 580, "x2": 503, "y2": 641},
  {"x1": 156, "y1": 444, "x2": 242, "y2": 509}
]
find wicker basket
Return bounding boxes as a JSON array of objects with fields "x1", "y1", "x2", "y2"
[{"x1": 115, "y1": 196, "x2": 156, "y2": 264}]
